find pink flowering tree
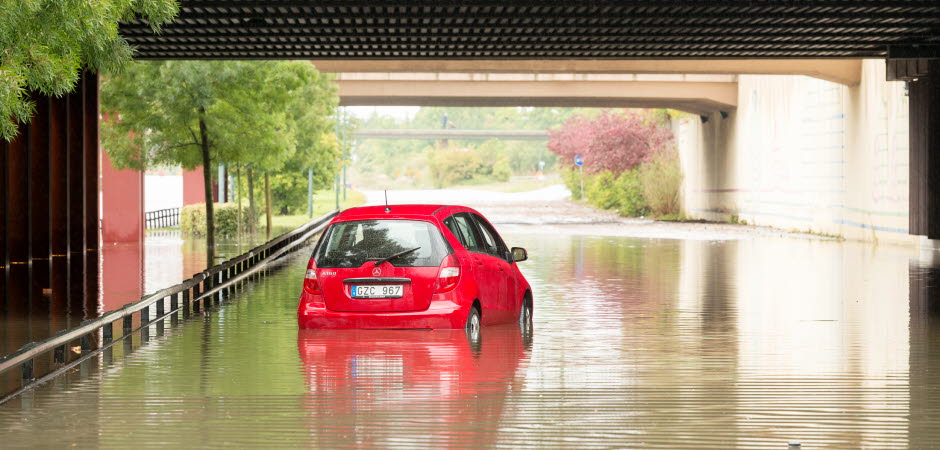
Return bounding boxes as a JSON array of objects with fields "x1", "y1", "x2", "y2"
[{"x1": 547, "y1": 110, "x2": 674, "y2": 174}]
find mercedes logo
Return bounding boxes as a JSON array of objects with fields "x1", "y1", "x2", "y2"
[{"x1": 372, "y1": 267, "x2": 382, "y2": 276}]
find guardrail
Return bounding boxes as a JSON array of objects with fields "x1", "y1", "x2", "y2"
[
  {"x1": 145, "y1": 207, "x2": 180, "y2": 229},
  {"x1": 0, "y1": 210, "x2": 338, "y2": 404}
]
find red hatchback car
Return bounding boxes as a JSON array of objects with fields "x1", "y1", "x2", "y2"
[{"x1": 297, "y1": 205, "x2": 532, "y2": 335}]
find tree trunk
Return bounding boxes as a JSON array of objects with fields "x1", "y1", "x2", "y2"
[
  {"x1": 264, "y1": 171, "x2": 273, "y2": 239},
  {"x1": 235, "y1": 165, "x2": 242, "y2": 238},
  {"x1": 247, "y1": 167, "x2": 256, "y2": 235},
  {"x1": 198, "y1": 113, "x2": 215, "y2": 264}
]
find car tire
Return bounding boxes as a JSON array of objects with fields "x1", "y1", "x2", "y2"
[
  {"x1": 518, "y1": 296, "x2": 533, "y2": 328},
  {"x1": 465, "y1": 306, "x2": 481, "y2": 344}
]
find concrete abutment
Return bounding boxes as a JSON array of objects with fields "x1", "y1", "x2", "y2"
[{"x1": 678, "y1": 60, "x2": 914, "y2": 244}]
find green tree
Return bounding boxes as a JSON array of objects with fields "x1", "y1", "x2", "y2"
[
  {"x1": 248, "y1": 65, "x2": 339, "y2": 237},
  {"x1": 267, "y1": 131, "x2": 340, "y2": 216},
  {"x1": 0, "y1": 0, "x2": 179, "y2": 141},
  {"x1": 101, "y1": 60, "x2": 336, "y2": 255}
]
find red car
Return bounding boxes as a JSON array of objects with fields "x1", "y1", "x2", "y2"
[{"x1": 297, "y1": 204, "x2": 532, "y2": 335}]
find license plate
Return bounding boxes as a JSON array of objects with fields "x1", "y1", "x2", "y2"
[{"x1": 351, "y1": 285, "x2": 403, "y2": 298}]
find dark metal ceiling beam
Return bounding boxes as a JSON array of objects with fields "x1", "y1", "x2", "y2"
[
  {"x1": 119, "y1": 1, "x2": 940, "y2": 60},
  {"x1": 120, "y1": 27, "x2": 938, "y2": 39}
]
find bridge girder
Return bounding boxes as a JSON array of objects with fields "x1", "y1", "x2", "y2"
[
  {"x1": 318, "y1": 59, "x2": 863, "y2": 86},
  {"x1": 335, "y1": 78, "x2": 737, "y2": 115}
]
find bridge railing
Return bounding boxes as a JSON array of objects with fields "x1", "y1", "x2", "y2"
[
  {"x1": 145, "y1": 207, "x2": 180, "y2": 229},
  {"x1": 0, "y1": 209, "x2": 338, "y2": 403}
]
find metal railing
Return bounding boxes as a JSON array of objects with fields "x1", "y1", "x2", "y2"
[
  {"x1": 145, "y1": 207, "x2": 180, "y2": 229},
  {"x1": 0, "y1": 210, "x2": 338, "y2": 404}
]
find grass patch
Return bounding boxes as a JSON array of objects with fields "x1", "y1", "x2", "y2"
[
  {"x1": 654, "y1": 213, "x2": 698, "y2": 222},
  {"x1": 269, "y1": 188, "x2": 366, "y2": 229},
  {"x1": 146, "y1": 226, "x2": 180, "y2": 232},
  {"x1": 453, "y1": 174, "x2": 562, "y2": 193}
]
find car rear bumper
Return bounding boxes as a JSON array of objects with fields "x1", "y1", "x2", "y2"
[{"x1": 297, "y1": 291, "x2": 469, "y2": 329}]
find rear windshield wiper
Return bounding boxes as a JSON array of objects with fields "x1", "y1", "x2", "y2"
[{"x1": 373, "y1": 247, "x2": 421, "y2": 267}]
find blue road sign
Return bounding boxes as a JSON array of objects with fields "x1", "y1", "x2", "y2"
[{"x1": 574, "y1": 154, "x2": 584, "y2": 166}]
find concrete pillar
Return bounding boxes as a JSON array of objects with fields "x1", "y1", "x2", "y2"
[
  {"x1": 64, "y1": 81, "x2": 87, "y2": 318},
  {"x1": 906, "y1": 60, "x2": 940, "y2": 238},
  {"x1": 83, "y1": 73, "x2": 100, "y2": 253},
  {"x1": 28, "y1": 94, "x2": 51, "y2": 261},
  {"x1": 49, "y1": 92, "x2": 70, "y2": 328},
  {"x1": 908, "y1": 262, "x2": 940, "y2": 446},
  {"x1": 0, "y1": 126, "x2": 6, "y2": 310},
  {"x1": 219, "y1": 164, "x2": 227, "y2": 202},
  {"x1": 82, "y1": 75, "x2": 100, "y2": 318},
  {"x1": 50, "y1": 93, "x2": 69, "y2": 258},
  {"x1": 0, "y1": 71, "x2": 100, "y2": 341},
  {"x1": 7, "y1": 120, "x2": 29, "y2": 266},
  {"x1": 28, "y1": 93, "x2": 51, "y2": 325}
]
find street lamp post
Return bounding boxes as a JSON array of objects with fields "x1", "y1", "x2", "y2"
[
  {"x1": 574, "y1": 154, "x2": 584, "y2": 200},
  {"x1": 334, "y1": 111, "x2": 340, "y2": 210},
  {"x1": 342, "y1": 107, "x2": 348, "y2": 201}
]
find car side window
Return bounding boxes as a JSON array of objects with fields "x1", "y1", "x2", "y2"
[
  {"x1": 442, "y1": 216, "x2": 465, "y2": 247},
  {"x1": 471, "y1": 214, "x2": 508, "y2": 258},
  {"x1": 444, "y1": 214, "x2": 483, "y2": 252}
]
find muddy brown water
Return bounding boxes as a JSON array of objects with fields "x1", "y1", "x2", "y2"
[{"x1": 1, "y1": 226, "x2": 939, "y2": 448}]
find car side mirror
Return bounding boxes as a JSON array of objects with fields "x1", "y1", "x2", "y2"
[{"x1": 511, "y1": 247, "x2": 528, "y2": 262}]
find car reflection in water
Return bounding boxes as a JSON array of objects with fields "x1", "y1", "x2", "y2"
[{"x1": 297, "y1": 324, "x2": 532, "y2": 447}]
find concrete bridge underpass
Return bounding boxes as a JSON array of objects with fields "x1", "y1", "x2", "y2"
[
  {"x1": 333, "y1": 72, "x2": 738, "y2": 115},
  {"x1": 354, "y1": 129, "x2": 548, "y2": 141},
  {"x1": 1, "y1": 2, "x2": 940, "y2": 446}
]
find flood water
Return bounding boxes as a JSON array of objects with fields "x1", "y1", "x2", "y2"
[
  {"x1": 1, "y1": 225, "x2": 939, "y2": 448},
  {"x1": 0, "y1": 227, "x2": 297, "y2": 357}
]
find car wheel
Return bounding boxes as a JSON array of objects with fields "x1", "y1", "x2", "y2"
[
  {"x1": 465, "y1": 306, "x2": 481, "y2": 343},
  {"x1": 518, "y1": 296, "x2": 533, "y2": 328}
]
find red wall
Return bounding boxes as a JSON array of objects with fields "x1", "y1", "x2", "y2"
[
  {"x1": 183, "y1": 167, "x2": 208, "y2": 205},
  {"x1": 100, "y1": 149, "x2": 143, "y2": 243}
]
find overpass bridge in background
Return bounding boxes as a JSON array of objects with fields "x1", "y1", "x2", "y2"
[
  {"x1": 316, "y1": 59, "x2": 865, "y2": 86},
  {"x1": 331, "y1": 72, "x2": 738, "y2": 115},
  {"x1": 354, "y1": 129, "x2": 548, "y2": 141}
]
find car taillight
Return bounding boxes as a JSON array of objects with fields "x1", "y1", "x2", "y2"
[
  {"x1": 303, "y1": 258, "x2": 321, "y2": 294},
  {"x1": 434, "y1": 254, "x2": 461, "y2": 293}
]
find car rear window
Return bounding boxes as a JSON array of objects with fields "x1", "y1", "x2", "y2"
[{"x1": 314, "y1": 219, "x2": 452, "y2": 268}]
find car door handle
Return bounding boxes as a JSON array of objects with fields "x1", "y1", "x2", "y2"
[{"x1": 473, "y1": 258, "x2": 483, "y2": 265}]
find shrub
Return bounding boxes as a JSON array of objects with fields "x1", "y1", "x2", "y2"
[
  {"x1": 563, "y1": 147, "x2": 680, "y2": 218},
  {"x1": 492, "y1": 157, "x2": 512, "y2": 182},
  {"x1": 614, "y1": 169, "x2": 648, "y2": 217},
  {"x1": 639, "y1": 147, "x2": 683, "y2": 216},
  {"x1": 269, "y1": 171, "x2": 309, "y2": 215},
  {"x1": 581, "y1": 169, "x2": 649, "y2": 216},
  {"x1": 181, "y1": 203, "x2": 259, "y2": 237},
  {"x1": 561, "y1": 167, "x2": 584, "y2": 200},
  {"x1": 427, "y1": 148, "x2": 485, "y2": 188},
  {"x1": 181, "y1": 204, "x2": 206, "y2": 236},
  {"x1": 548, "y1": 109, "x2": 674, "y2": 174},
  {"x1": 585, "y1": 171, "x2": 620, "y2": 210}
]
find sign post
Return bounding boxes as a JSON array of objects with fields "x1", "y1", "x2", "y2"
[
  {"x1": 307, "y1": 168, "x2": 313, "y2": 218},
  {"x1": 574, "y1": 154, "x2": 584, "y2": 199}
]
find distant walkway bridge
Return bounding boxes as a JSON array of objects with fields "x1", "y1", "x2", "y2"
[{"x1": 354, "y1": 129, "x2": 548, "y2": 141}]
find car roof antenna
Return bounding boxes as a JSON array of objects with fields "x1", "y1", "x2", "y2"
[{"x1": 384, "y1": 190, "x2": 391, "y2": 212}]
